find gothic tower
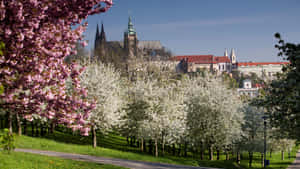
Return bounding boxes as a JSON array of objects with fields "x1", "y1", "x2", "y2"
[
  {"x1": 94, "y1": 23, "x2": 107, "y2": 61},
  {"x1": 124, "y1": 16, "x2": 138, "y2": 60},
  {"x1": 224, "y1": 48, "x2": 228, "y2": 57},
  {"x1": 230, "y1": 48, "x2": 236, "y2": 64},
  {"x1": 94, "y1": 24, "x2": 100, "y2": 51}
]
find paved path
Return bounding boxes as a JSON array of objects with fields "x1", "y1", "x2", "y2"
[
  {"x1": 16, "y1": 148, "x2": 221, "y2": 169},
  {"x1": 287, "y1": 150, "x2": 300, "y2": 169}
]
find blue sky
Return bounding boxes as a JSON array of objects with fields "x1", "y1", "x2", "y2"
[{"x1": 84, "y1": 0, "x2": 300, "y2": 62}]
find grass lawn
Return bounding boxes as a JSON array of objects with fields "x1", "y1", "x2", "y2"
[
  {"x1": 16, "y1": 134, "x2": 199, "y2": 167},
  {"x1": 0, "y1": 151, "x2": 128, "y2": 169},
  {"x1": 14, "y1": 130, "x2": 299, "y2": 169}
]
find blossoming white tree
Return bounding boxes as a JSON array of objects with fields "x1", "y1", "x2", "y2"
[
  {"x1": 80, "y1": 62, "x2": 124, "y2": 147},
  {"x1": 139, "y1": 78, "x2": 187, "y2": 157},
  {"x1": 185, "y1": 73, "x2": 244, "y2": 160}
]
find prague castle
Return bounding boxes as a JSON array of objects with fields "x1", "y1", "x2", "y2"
[
  {"x1": 93, "y1": 17, "x2": 170, "y2": 68},
  {"x1": 171, "y1": 49, "x2": 289, "y2": 80}
]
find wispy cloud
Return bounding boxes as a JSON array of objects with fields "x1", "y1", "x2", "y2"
[{"x1": 137, "y1": 16, "x2": 273, "y2": 31}]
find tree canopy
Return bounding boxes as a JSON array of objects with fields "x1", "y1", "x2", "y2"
[{"x1": 252, "y1": 33, "x2": 300, "y2": 139}]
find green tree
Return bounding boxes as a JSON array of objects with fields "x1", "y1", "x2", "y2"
[
  {"x1": 0, "y1": 129, "x2": 15, "y2": 153},
  {"x1": 252, "y1": 33, "x2": 300, "y2": 139}
]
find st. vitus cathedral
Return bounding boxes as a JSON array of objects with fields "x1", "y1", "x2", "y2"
[{"x1": 93, "y1": 16, "x2": 169, "y2": 70}]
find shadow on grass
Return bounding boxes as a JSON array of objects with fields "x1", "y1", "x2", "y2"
[
  {"x1": 197, "y1": 160, "x2": 240, "y2": 169},
  {"x1": 26, "y1": 127, "x2": 146, "y2": 155},
  {"x1": 269, "y1": 162, "x2": 293, "y2": 165}
]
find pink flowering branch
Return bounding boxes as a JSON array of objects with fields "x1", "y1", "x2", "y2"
[{"x1": 0, "y1": 0, "x2": 112, "y2": 136}]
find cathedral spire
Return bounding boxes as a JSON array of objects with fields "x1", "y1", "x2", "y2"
[
  {"x1": 99, "y1": 22, "x2": 106, "y2": 42},
  {"x1": 96, "y1": 23, "x2": 100, "y2": 37},
  {"x1": 230, "y1": 48, "x2": 236, "y2": 64},
  {"x1": 94, "y1": 23, "x2": 100, "y2": 49},
  {"x1": 128, "y1": 16, "x2": 136, "y2": 35},
  {"x1": 224, "y1": 48, "x2": 228, "y2": 57}
]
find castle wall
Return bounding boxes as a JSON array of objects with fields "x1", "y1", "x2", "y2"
[{"x1": 237, "y1": 64, "x2": 284, "y2": 80}]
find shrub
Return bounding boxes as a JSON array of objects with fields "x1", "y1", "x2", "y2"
[{"x1": 0, "y1": 129, "x2": 15, "y2": 153}]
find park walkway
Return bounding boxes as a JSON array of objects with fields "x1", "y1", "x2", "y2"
[
  {"x1": 287, "y1": 150, "x2": 300, "y2": 169},
  {"x1": 16, "y1": 148, "x2": 222, "y2": 169}
]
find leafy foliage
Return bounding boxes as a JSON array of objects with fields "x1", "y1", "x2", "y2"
[
  {"x1": 252, "y1": 33, "x2": 300, "y2": 139},
  {"x1": 0, "y1": 128, "x2": 15, "y2": 153}
]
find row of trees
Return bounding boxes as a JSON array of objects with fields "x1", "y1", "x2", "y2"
[{"x1": 77, "y1": 61, "x2": 295, "y2": 166}]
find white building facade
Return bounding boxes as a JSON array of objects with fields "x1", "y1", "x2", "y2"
[{"x1": 237, "y1": 62, "x2": 289, "y2": 80}]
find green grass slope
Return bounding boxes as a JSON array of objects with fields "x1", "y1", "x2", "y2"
[
  {"x1": 0, "y1": 152, "x2": 128, "y2": 169},
  {"x1": 14, "y1": 130, "x2": 298, "y2": 169}
]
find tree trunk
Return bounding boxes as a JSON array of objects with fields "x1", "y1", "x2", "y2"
[
  {"x1": 155, "y1": 138, "x2": 158, "y2": 157},
  {"x1": 191, "y1": 147, "x2": 195, "y2": 158},
  {"x1": 236, "y1": 151, "x2": 240, "y2": 164},
  {"x1": 141, "y1": 138, "x2": 144, "y2": 152},
  {"x1": 270, "y1": 150, "x2": 272, "y2": 158},
  {"x1": 50, "y1": 121, "x2": 55, "y2": 134},
  {"x1": 1, "y1": 116, "x2": 5, "y2": 129},
  {"x1": 172, "y1": 143, "x2": 176, "y2": 156},
  {"x1": 130, "y1": 136, "x2": 133, "y2": 146},
  {"x1": 35, "y1": 122, "x2": 39, "y2": 136},
  {"x1": 40, "y1": 124, "x2": 43, "y2": 136},
  {"x1": 209, "y1": 146, "x2": 214, "y2": 160},
  {"x1": 92, "y1": 125, "x2": 97, "y2": 148},
  {"x1": 41, "y1": 123, "x2": 45, "y2": 136},
  {"x1": 200, "y1": 147, "x2": 204, "y2": 160},
  {"x1": 136, "y1": 139, "x2": 139, "y2": 148},
  {"x1": 143, "y1": 139, "x2": 147, "y2": 152},
  {"x1": 148, "y1": 140, "x2": 153, "y2": 155},
  {"x1": 5, "y1": 112, "x2": 9, "y2": 129},
  {"x1": 226, "y1": 151, "x2": 229, "y2": 160},
  {"x1": 178, "y1": 144, "x2": 181, "y2": 156},
  {"x1": 261, "y1": 153, "x2": 264, "y2": 167},
  {"x1": 23, "y1": 120, "x2": 27, "y2": 135},
  {"x1": 281, "y1": 151, "x2": 284, "y2": 160},
  {"x1": 184, "y1": 142, "x2": 188, "y2": 157},
  {"x1": 31, "y1": 121, "x2": 34, "y2": 136},
  {"x1": 0, "y1": 116, "x2": 2, "y2": 129},
  {"x1": 249, "y1": 152, "x2": 253, "y2": 168},
  {"x1": 217, "y1": 149, "x2": 220, "y2": 160},
  {"x1": 16, "y1": 113, "x2": 22, "y2": 136},
  {"x1": 162, "y1": 138, "x2": 165, "y2": 156},
  {"x1": 133, "y1": 136, "x2": 136, "y2": 146},
  {"x1": 8, "y1": 112, "x2": 12, "y2": 134}
]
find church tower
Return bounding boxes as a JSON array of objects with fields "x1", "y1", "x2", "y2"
[
  {"x1": 230, "y1": 48, "x2": 236, "y2": 64},
  {"x1": 94, "y1": 24, "x2": 100, "y2": 51},
  {"x1": 124, "y1": 16, "x2": 138, "y2": 60},
  {"x1": 94, "y1": 23, "x2": 107, "y2": 62},
  {"x1": 224, "y1": 48, "x2": 228, "y2": 57}
]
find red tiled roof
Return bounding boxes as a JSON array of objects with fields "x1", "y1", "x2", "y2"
[
  {"x1": 237, "y1": 62, "x2": 289, "y2": 66},
  {"x1": 254, "y1": 83, "x2": 264, "y2": 88},
  {"x1": 170, "y1": 55, "x2": 231, "y2": 64},
  {"x1": 214, "y1": 56, "x2": 231, "y2": 63},
  {"x1": 171, "y1": 55, "x2": 213, "y2": 62}
]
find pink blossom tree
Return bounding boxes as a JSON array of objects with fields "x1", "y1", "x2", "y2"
[{"x1": 0, "y1": 0, "x2": 112, "y2": 135}]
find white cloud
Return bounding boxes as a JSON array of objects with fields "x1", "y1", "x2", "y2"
[{"x1": 137, "y1": 16, "x2": 272, "y2": 31}]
